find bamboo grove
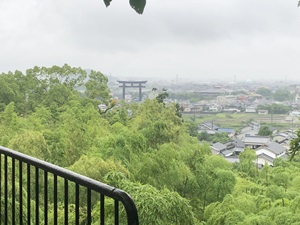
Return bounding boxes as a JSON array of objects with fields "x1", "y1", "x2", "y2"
[{"x1": 1, "y1": 65, "x2": 300, "y2": 224}]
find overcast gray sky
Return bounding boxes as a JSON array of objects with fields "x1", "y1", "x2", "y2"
[{"x1": 1, "y1": 0, "x2": 300, "y2": 82}]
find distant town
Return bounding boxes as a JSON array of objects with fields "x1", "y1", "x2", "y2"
[{"x1": 107, "y1": 76, "x2": 300, "y2": 167}]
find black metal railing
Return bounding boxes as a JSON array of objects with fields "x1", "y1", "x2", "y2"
[{"x1": 0, "y1": 146, "x2": 139, "y2": 225}]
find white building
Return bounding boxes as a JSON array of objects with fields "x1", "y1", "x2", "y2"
[{"x1": 255, "y1": 142, "x2": 287, "y2": 166}]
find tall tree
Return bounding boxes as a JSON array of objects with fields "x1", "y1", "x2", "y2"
[
  {"x1": 289, "y1": 129, "x2": 300, "y2": 161},
  {"x1": 238, "y1": 149, "x2": 257, "y2": 178},
  {"x1": 256, "y1": 87, "x2": 272, "y2": 97},
  {"x1": 85, "y1": 70, "x2": 110, "y2": 103},
  {"x1": 258, "y1": 125, "x2": 272, "y2": 136},
  {"x1": 273, "y1": 88, "x2": 292, "y2": 102},
  {"x1": 29, "y1": 64, "x2": 87, "y2": 90}
]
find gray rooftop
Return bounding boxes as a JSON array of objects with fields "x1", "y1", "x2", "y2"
[
  {"x1": 199, "y1": 121, "x2": 220, "y2": 130},
  {"x1": 255, "y1": 141, "x2": 286, "y2": 155},
  {"x1": 244, "y1": 136, "x2": 271, "y2": 145},
  {"x1": 223, "y1": 156, "x2": 240, "y2": 163},
  {"x1": 265, "y1": 142, "x2": 286, "y2": 155},
  {"x1": 232, "y1": 138, "x2": 245, "y2": 148},
  {"x1": 274, "y1": 133, "x2": 289, "y2": 138},
  {"x1": 221, "y1": 150, "x2": 233, "y2": 156},
  {"x1": 211, "y1": 142, "x2": 227, "y2": 151}
]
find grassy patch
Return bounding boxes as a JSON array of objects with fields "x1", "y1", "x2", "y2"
[{"x1": 183, "y1": 113, "x2": 300, "y2": 131}]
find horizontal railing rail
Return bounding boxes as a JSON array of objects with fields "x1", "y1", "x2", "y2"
[{"x1": 0, "y1": 146, "x2": 139, "y2": 225}]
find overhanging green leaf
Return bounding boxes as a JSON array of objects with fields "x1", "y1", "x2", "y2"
[
  {"x1": 130, "y1": 0, "x2": 146, "y2": 14},
  {"x1": 103, "y1": 0, "x2": 112, "y2": 7},
  {"x1": 103, "y1": 0, "x2": 146, "y2": 14}
]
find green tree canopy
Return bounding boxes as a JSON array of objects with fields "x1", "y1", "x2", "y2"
[
  {"x1": 5, "y1": 64, "x2": 300, "y2": 224},
  {"x1": 258, "y1": 125, "x2": 272, "y2": 136},
  {"x1": 289, "y1": 129, "x2": 300, "y2": 161},
  {"x1": 257, "y1": 103, "x2": 291, "y2": 114},
  {"x1": 85, "y1": 70, "x2": 110, "y2": 103},
  {"x1": 256, "y1": 87, "x2": 272, "y2": 97},
  {"x1": 273, "y1": 88, "x2": 293, "y2": 102}
]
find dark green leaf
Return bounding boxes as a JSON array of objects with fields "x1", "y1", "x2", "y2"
[
  {"x1": 130, "y1": 0, "x2": 146, "y2": 14},
  {"x1": 103, "y1": 0, "x2": 112, "y2": 7}
]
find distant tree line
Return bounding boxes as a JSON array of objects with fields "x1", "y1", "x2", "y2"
[
  {"x1": 257, "y1": 103, "x2": 291, "y2": 114},
  {"x1": 256, "y1": 87, "x2": 295, "y2": 102}
]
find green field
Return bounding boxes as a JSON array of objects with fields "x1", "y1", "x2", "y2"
[{"x1": 183, "y1": 113, "x2": 300, "y2": 132}]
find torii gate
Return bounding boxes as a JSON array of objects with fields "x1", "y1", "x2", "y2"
[{"x1": 117, "y1": 80, "x2": 147, "y2": 102}]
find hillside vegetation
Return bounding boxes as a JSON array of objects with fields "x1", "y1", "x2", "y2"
[{"x1": 1, "y1": 65, "x2": 300, "y2": 224}]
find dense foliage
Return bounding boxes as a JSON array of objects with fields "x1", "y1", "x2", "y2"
[
  {"x1": 168, "y1": 92, "x2": 215, "y2": 103},
  {"x1": 258, "y1": 125, "x2": 273, "y2": 136},
  {"x1": 256, "y1": 87, "x2": 273, "y2": 98},
  {"x1": 256, "y1": 87, "x2": 294, "y2": 102},
  {"x1": 257, "y1": 103, "x2": 291, "y2": 114},
  {"x1": 1, "y1": 65, "x2": 300, "y2": 224}
]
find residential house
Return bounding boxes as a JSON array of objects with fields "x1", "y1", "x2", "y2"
[
  {"x1": 237, "y1": 126, "x2": 259, "y2": 139},
  {"x1": 183, "y1": 107, "x2": 192, "y2": 113},
  {"x1": 226, "y1": 138, "x2": 245, "y2": 155},
  {"x1": 255, "y1": 141, "x2": 287, "y2": 166},
  {"x1": 220, "y1": 150, "x2": 234, "y2": 157},
  {"x1": 273, "y1": 133, "x2": 289, "y2": 144},
  {"x1": 211, "y1": 142, "x2": 227, "y2": 155},
  {"x1": 258, "y1": 110, "x2": 268, "y2": 115},
  {"x1": 198, "y1": 121, "x2": 235, "y2": 138},
  {"x1": 98, "y1": 104, "x2": 108, "y2": 112},
  {"x1": 223, "y1": 156, "x2": 240, "y2": 163},
  {"x1": 289, "y1": 111, "x2": 300, "y2": 116},
  {"x1": 273, "y1": 131, "x2": 296, "y2": 150},
  {"x1": 245, "y1": 106, "x2": 256, "y2": 113},
  {"x1": 198, "y1": 121, "x2": 219, "y2": 135},
  {"x1": 203, "y1": 104, "x2": 222, "y2": 112},
  {"x1": 196, "y1": 86, "x2": 233, "y2": 96},
  {"x1": 249, "y1": 121, "x2": 260, "y2": 129},
  {"x1": 216, "y1": 128, "x2": 235, "y2": 137},
  {"x1": 182, "y1": 102, "x2": 204, "y2": 113},
  {"x1": 285, "y1": 130, "x2": 297, "y2": 139},
  {"x1": 243, "y1": 136, "x2": 271, "y2": 149},
  {"x1": 223, "y1": 108, "x2": 241, "y2": 113},
  {"x1": 190, "y1": 105, "x2": 203, "y2": 113}
]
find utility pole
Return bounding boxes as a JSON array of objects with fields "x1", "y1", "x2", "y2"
[
  {"x1": 271, "y1": 111, "x2": 273, "y2": 125},
  {"x1": 270, "y1": 105, "x2": 273, "y2": 125}
]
